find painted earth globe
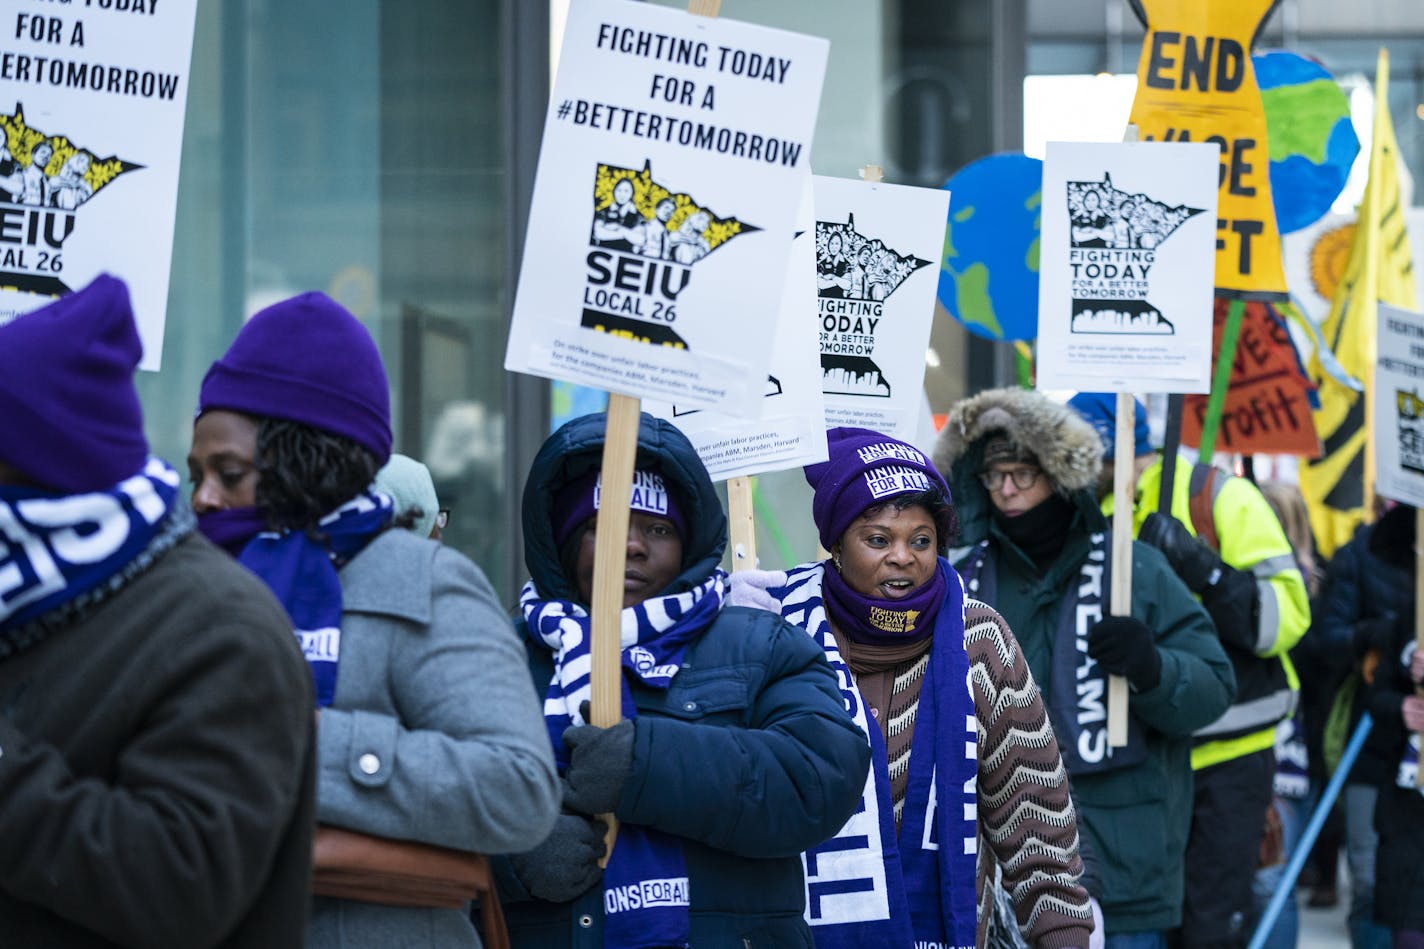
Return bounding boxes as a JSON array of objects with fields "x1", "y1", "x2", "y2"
[
  {"x1": 1255, "y1": 50, "x2": 1359, "y2": 235},
  {"x1": 936, "y1": 152, "x2": 1043, "y2": 342}
]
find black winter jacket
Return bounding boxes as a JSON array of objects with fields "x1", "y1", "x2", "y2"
[
  {"x1": 1312, "y1": 514, "x2": 1413, "y2": 785},
  {"x1": 0, "y1": 533, "x2": 317, "y2": 948}
]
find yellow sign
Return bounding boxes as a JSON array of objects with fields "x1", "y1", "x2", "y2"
[
  {"x1": 1301, "y1": 49, "x2": 1418, "y2": 558},
  {"x1": 1127, "y1": 0, "x2": 1288, "y2": 298}
]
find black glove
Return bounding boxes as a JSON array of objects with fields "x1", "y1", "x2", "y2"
[
  {"x1": 509, "y1": 814, "x2": 607, "y2": 903},
  {"x1": 1087, "y1": 615, "x2": 1162, "y2": 691},
  {"x1": 1198, "y1": 564, "x2": 1260, "y2": 653},
  {"x1": 1138, "y1": 512, "x2": 1223, "y2": 593},
  {"x1": 562, "y1": 718, "x2": 635, "y2": 816},
  {"x1": 1352, "y1": 614, "x2": 1397, "y2": 658}
]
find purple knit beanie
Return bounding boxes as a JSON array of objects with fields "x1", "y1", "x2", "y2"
[
  {"x1": 803, "y1": 427, "x2": 951, "y2": 549},
  {"x1": 197, "y1": 292, "x2": 391, "y2": 463},
  {"x1": 0, "y1": 273, "x2": 149, "y2": 493},
  {"x1": 552, "y1": 468, "x2": 688, "y2": 550}
]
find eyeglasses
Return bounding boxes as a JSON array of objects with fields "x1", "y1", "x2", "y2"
[
  {"x1": 435, "y1": 508, "x2": 451, "y2": 530},
  {"x1": 978, "y1": 466, "x2": 1042, "y2": 492}
]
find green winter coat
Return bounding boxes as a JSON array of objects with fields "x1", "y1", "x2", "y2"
[{"x1": 935, "y1": 387, "x2": 1236, "y2": 935}]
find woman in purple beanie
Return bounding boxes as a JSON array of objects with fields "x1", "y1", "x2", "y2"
[
  {"x1": 731, "y1": 427, "x2": 1094, "y2": 949},
  {"x1": 187, "y1": 291, "x2": 559, "y2": 949}
]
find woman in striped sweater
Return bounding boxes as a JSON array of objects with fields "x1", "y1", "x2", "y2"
[{"x1": 732, "y1": 427, "x2": 1093, "y2": 949}]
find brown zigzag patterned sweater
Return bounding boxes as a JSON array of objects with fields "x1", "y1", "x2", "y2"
[{"x1": 836, "y1": 598, "x2": 1093, "y2": 948}]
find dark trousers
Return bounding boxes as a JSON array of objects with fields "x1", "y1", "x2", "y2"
[{"x1": 1172, "y1": 748, "x2": 1275, "y2": 949}]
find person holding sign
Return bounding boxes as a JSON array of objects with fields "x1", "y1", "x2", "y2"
[
  {"x1": 727, "y1": 427, "x2": 1094, "y2": 949},
  {"x1": 934, "y1": 387, "x2": 1233, "y2": 947},
  {"x1": 1358, "y1": 502, "x2": 1424, "y2": 945},
  {"x1": 500, "y1": 411, "x2": 868, "y2": 948},
  {"x1": 1067, "y1": 392, "x2": 1310, "y2": 949},
  {"x1": 190, "y1": 292, "x2": 560, "y2": 948},
  {"x1": 0, "y1": 277, "x2": 316, "y2": 948}
]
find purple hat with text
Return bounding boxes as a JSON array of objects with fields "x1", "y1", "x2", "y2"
[
  {"x1": 803, "y1": 427, "x2": 951, "y2": 549},
  {"x1": 0, "y1": 274, "x2": 149, "y2": 493},
  {"x1": 198, "y1": 292, "x2": 392, "y2": 463},
  {"x1": 552, "y1": 467, "x2": 688, "y2": 551}
]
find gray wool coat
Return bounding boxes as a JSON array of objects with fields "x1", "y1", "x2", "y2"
[{"x1": 309, "y1": 528, "x2": 560, "y2": 949}]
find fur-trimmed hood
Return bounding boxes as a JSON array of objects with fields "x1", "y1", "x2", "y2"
[
  {"x1": 934, "y1": 387, "x2": 1104, "y2": 493},
  {"x1": 934, "y1": 387, "x2": 1106, "y2": 549}
]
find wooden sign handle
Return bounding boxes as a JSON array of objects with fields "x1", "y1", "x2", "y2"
[
  {"x1": 688, "y1": 0, "x2": 721, "y2": 15},
  {"x1": 859, "y1": 164, "x2": 884, "y2": 183},
  {"x1": 1106, "y1": 124, "x2": 1142, "y2": 747},
  {"x1": 1107, "y1": 392, "x2": 1136, "y2": 746},
  {"x1": 728, "y1": 476, "x2": 757, "y2": 572},
  {"x1": 589, "y1": 393, "x2": 641, "y2": 863}
]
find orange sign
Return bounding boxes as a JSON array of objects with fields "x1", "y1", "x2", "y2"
[
  {"x1": 1183, "y1": 299, "x2": 1320, "y2": 455},
  {"x1": 1127, "y1": 0, "x2": 1289, "y2": 299}
]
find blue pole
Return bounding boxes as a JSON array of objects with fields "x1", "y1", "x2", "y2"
[{"x1": 1247, "y1": 712, "x2": 1374, "y2": 949}]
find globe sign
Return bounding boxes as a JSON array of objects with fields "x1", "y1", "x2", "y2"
[
  {"x1": 936, "y1": 152, "x2": 1043, "y2": 342},
  {"x1": 1254, "y1": 50, "x2": 1359, "y2": 235}
]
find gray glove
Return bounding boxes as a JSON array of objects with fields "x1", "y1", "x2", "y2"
[
  {"x1": 562, "y1": 718, "x2": 635, "y2": 816},
  {"x1": 509, "y1": 814, "x2": 607, "y2": 903}
]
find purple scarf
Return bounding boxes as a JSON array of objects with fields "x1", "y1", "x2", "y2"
[
  {"x1": 197, "y1": 506, "x2": 268, "y2": 556},
  {"x1": 821, "y1": 560, "x2": 945, "y2": 647}
]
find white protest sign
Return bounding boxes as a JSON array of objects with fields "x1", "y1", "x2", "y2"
[
  {"x1": 647, "y1": 177, "x2": 826, "y2": 480},
  {"x1": 1375, "y1": 303, "x2": 1424, "y2": 508},
  {"x1": 506, "y1": 0, "x2": 828, "y2": 417},
  {"x1": 0, "y1": 0, "x2": 197, "y2": 371},
  {"x1": 1036, "y1": 141, "x2": 1219, "y2": 393},
  {"x1": 814, "y1": 175, "x2": 947, "y2": 440}
]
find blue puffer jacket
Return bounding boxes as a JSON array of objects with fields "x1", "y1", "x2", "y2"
[{"x1": 499, "y1": 412, "x2": 870, "y2": 948}]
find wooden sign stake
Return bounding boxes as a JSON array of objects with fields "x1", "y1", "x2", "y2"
[
  {"x1": 589, "y1": 392, "x2": 641, "y2": 863},
  {"x1": 1105, "y1": 124, "x2": 1142, "y2": 747},
  {"x1": 1107, "y1": 392, "x2": 1135, "y2": 746},
  {"x1": 728, "y1": 476, "x2": 758, "y2": 571}
]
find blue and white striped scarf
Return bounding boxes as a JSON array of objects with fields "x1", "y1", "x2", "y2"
[
  {"x1": 521, "y1": 570, "x2": 726, "y2": 949},
  {"x1": 0, "y1": 457, "x2": 186, "y2": 658},
  {"x1": 770, "y1": 559, "x2": 978, "y2": 949},
  {"x1": 238, "y1": 489, "x2": 394, "y2": 707}
]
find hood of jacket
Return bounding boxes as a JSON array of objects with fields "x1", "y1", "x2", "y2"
[
  {"x1": 933, "y1": 387, "x2": 1105, "y2": 547},
  {"x1": 521, "y1": 411, "x2": 727, "y2": 602}
]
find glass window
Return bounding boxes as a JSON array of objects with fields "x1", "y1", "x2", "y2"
[{"x1": 138, "y1": 0, "x2": 516, "y2": 593}]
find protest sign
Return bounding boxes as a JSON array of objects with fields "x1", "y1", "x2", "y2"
[
  {"x1": 505, "y1": 0, "x2": 828, "y2": 417},
  {"x1": 1126, "y1": 0, "x2": 1289, "y2": 299},
  {"x1": 814, "y1": 174, "x2": 947, "y2": 440},
  {"x1": 647, "y1": 178, "x2": 826, "y2": 481},
  {"x1": 0, "y1": 0, "x2": 197, "y2": 370},
  {"x1": 1036, "y1": 140, "x2": 1218, "y2": 393},
  {"x1": 1180, "y1": 299, "x2": 1319, "y2": 455},
  {"x1": 1375, "y1": 304, "x2": 1424, "y2": 509}
]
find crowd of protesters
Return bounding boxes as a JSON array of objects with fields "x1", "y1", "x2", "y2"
[{"x1": 3, "y1": 274, "x2": 1423, "y2": 949}]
